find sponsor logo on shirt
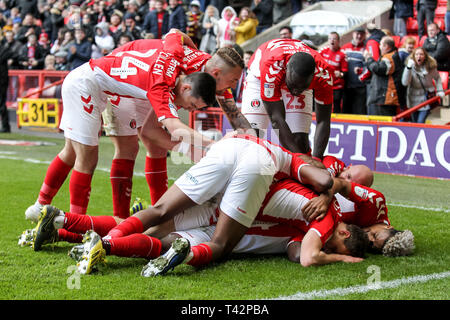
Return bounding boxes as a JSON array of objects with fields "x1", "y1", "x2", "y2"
[{"x1": 264, "y1": 83, "x2": 275, "y2": 98}]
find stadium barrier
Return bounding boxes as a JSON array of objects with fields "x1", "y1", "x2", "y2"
[{"x1": 192, "y1": 105, "x2": 449, "y2": 180}]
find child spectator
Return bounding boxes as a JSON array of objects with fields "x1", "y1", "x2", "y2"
[
  {"x1": 217, "y1": 6, "x2": 237, "y2": 48},
  {"x1": 186, "y1": 0, "x2": 203, "y2": 47},
  {"x1": 234, "y1": 7, "x2": 258, "y2": 45},
  {"x1": 199, "y1": 4, "x2": 219, "y2": 54}
]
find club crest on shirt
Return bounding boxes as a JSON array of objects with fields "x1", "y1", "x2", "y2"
[
  {"x1": 251, "y1": 99, "x2": 261, "y2": 108},
  {"x1": 264, "y1": 83, "x2": 275, "y2": 98}
]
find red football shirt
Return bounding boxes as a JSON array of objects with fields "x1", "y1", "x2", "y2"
[{"x1": 248, "y1": 38, "x2": 333, "y2": 105}]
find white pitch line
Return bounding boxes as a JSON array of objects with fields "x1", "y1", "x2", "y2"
[
  {"x1": 273, "y1": 271, "x2": 450, "y2": 300},
  {"x1": 1, "y1": 154, "x2": 449, "y2": 210},
  {"x1": 388, "y1": 202, "x2": 450, "y2": 213},
  {"x1": 0, "y1": 154, "x2": 178, "y2": 181}
]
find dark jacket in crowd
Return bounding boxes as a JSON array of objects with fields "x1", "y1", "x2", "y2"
[
  {"x1": 14, "y1": 0, "x2": 39, "y2": 19},
  {"x1": 168, "y1": 4, "x2": 187, "y2": 32},
  {"x1": 15, "y1": 24, "x2": 42, "y2": 44},
  {"x1": 251, "y1": 0, "x2": 273, "y2": 30},
  {"x1": 422, "y1": 31, "x2": 450, "y2": 71},
  {"x1": 17, "y1": 42, "x2": 46, "y2": 69},
  {"x1": 390, "y1": 0, "x2": 414, "y2": 19},
  {"x1": 366, "y1": 49, "x2": 406, "y2": 107},
  {"x1": 143, "y1": 10, "x2": 169, "y2": 38},
  {"x1": 0, "y1": 43, "x2": 12, "y2": 86},
  {"x1": 416, "y1": 0, "x2": 437, "y2": 11},
  {"x1": 67, "y1": 39, "x2": 92, "y2": 70}
]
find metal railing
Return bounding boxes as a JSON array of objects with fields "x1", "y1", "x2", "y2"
[{"x1": 393, "y1": 89, "x2": 450, "y2": 122}]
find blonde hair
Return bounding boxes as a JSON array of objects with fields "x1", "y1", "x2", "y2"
[
  {"x1": 210, "y1": 46, "x2": 244, "y2": 69},
  {"x1": 408, "y1": 47, "x2": 437, "y2": 71},
  {"x1": 401, "y1": 36, "x2": 416, "y2": 48},
  {"x1": 382, "y1": 230, "x2": 415, "y2": 257}
]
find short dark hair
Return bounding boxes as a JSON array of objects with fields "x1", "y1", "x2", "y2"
[
  {"x1": 184, "y1": 72, "x2": 217, "y2": 107},
  {"x1": 344, "y1": 224, "x2": 370, "y2": 258},
  {"x1": 279, "y1": 26, "x2": 292, "y2": 33},
  {"x1": 286, "y1": 52, "x2": 315, "y2": 95},
  {"x1": 382, "y1": 36, "x2": 396, "y2": 50},
  {"x1": 329, "y1": 31, "x2": 340, "y2": 40}
]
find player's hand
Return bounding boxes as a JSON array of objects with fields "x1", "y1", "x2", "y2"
[
  {"x1": 341, "y1": 256, "x2": 364, "y2": 263},
  {"x1": 223, "y1": 130, "x2": 239, "y2": 139},
  {"x1": 302, "y1": 194, "x2": 331, "y2": 222}
]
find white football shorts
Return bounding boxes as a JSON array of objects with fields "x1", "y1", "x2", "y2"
[
  {"x1": 241, "y1": 73, "x2": 314, "y2": 137},
  {"x1": 59, "y1": 63, "x2": 108, "y2": 146},
  {"x1": 175, "y1": 138, "x2": 276, "y2": 228},
  {"x1": 174, "y1": 224, "x2": 291, "y2": 255},
  {"x1": 101, "y1": 97, "x2": 151, "y2": 136}
]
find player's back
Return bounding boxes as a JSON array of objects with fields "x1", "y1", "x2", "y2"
[{"x1": 89, "y1": 34, "x2": 184, "y2": 99}]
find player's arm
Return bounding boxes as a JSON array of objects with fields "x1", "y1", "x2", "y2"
[
  {"x1": 216, "y1": 94, "x2": 254, "y2": 133},
  {"x1": 165, "y1": 28, "x2": 197, "y2": 49},
  {"x1": 300, "y1": 229, "x2": 363, "y2": 267},
  {"x1": 161, "y1": 117, "x2": 214, "y2": 148},
  {"x1": 302, "y1": 177, "x2": 350, "y2": 222},
  {"x1": 265, "y1": 100, "x2": 303, "y2": 153},
  {"x1": 312, "y1": 102, "x2": 332, "y2": 159}
]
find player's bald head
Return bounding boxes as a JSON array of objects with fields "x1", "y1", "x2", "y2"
[
  {"x1": 286, "y1": 52, "x2": 315, "y2": 96},
  {"x1": 340, "y1": 165, "x2": 374, "y2": 187}
]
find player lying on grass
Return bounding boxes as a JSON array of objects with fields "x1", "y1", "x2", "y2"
[
  {"x1": 24, "y1": 31, "x2": 218, "y2": 223},
  {"x1": 22, "y1": 172, "x2": 413, "y2": 275},
  {"x1": 24, "y1": 134, "x2": 334, "y2": 271}
]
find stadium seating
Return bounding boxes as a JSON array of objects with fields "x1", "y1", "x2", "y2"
[
  {"x1": 392, "y1": 35, "x2": 401, "y2": 48},
  {"x1": 404, "y1": 0, "x2": 447, "y2": 36}
]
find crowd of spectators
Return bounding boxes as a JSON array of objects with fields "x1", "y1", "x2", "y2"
[
  {"x1": 318, "y1": 20, "x2": 449, "y2": 123},
  {"x1": 0, "y1": 0, "x2": 306, "y2": 71}
]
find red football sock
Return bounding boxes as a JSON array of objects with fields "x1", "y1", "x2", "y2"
[
  {"x1": 110, "y1": 159, "x2": 135, "y2": 219},
  {"x1": 187, "y1": 244, "x2": 213, "y2": 267},
  {"x1": 38, "y1": 155, "x2": 72, "y2": 205},
  {"x1": 69, "y1": 170, "x2": 92, "y2": 215},
  {"x1": 107, "y1": 216, "x2": 144, "y2": 238},
  {"x1": 145, "y1": 156, "x2": 168, "y2": 205},
  {"x1": 107, "y1": 234, "x2": 162, "y2": 258},
  {"x1": 63, "y1": 212, "x2": 118, "y2": 237},
  {"x1": 57, "y1": 229, "x2": 83, "y2": 243}
]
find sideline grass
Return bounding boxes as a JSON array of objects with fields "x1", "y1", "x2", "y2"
[{"x1": 0, "y1": 132, "x2": 449, "y2": 301}]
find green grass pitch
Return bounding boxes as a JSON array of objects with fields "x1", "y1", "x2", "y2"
[{"x1": 0, "y1": 132, "x2": 449, "y2": 301}]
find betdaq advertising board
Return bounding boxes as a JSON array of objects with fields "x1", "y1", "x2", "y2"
[{"x1": 222, "y1": 118, "x2": 450, "y2": 180}]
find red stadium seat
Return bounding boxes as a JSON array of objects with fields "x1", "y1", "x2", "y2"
[
  {"x1": 406, "y1": 18, "x2": 418, "y2": 34},
  {"x1": 435, "y1": 6, "x2": 446, "y2": 19},
  {"x1": 392, "y1": 35, "x2": 401, "y2": 47},
  {"x1": 439, "y1": 72, "x2": 449, "y2": 90}
]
